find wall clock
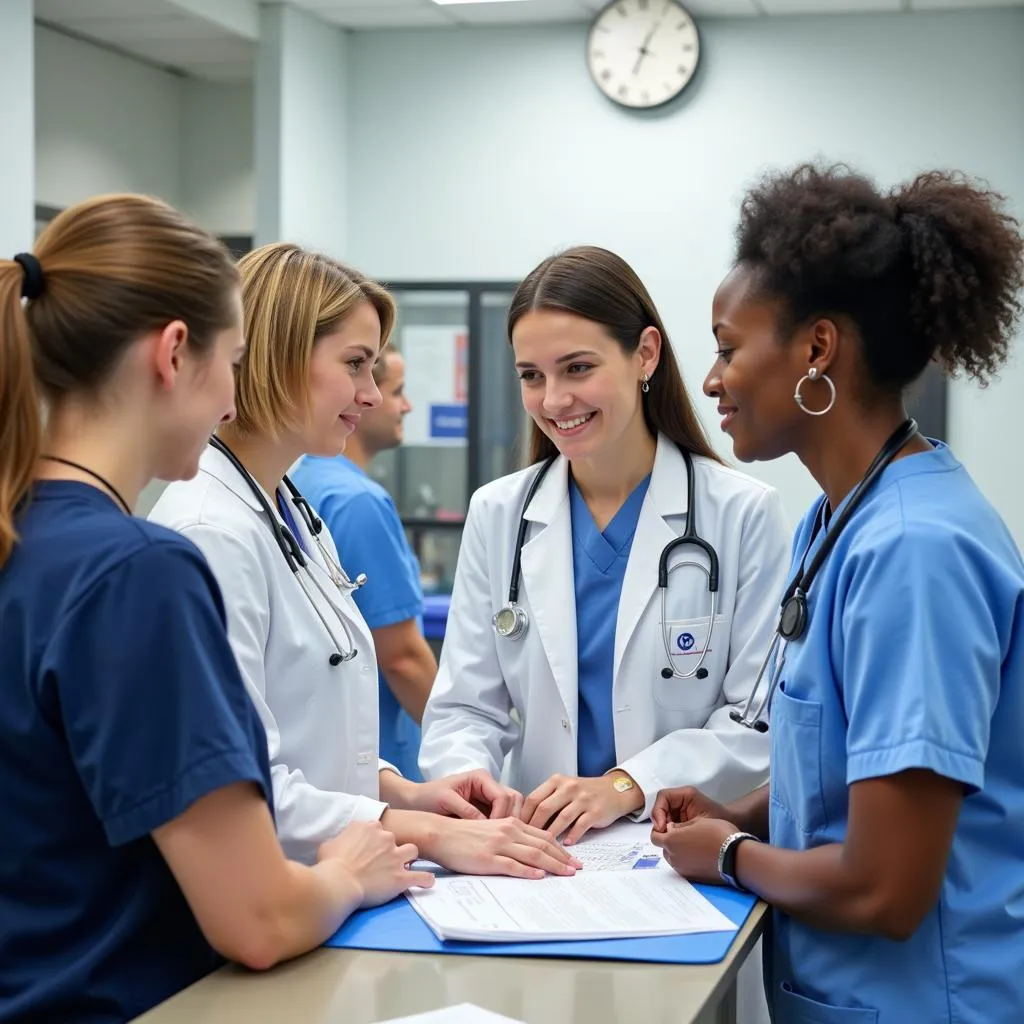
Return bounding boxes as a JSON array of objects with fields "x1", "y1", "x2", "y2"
[{"x1": 586, "y1": 0, "x2": 701, "y2": 110}]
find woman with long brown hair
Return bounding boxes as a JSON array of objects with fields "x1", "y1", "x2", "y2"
[{"x1": 420, "y1": 245, "x2": 790, "y2": 845}]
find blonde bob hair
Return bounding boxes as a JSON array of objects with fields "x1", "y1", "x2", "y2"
[{"x1": 234, "y1": 242, "x2": 397, "y2": 436}]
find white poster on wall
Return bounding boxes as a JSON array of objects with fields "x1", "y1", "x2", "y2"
[{"x1": 401, "y1": 324, "x2": 469, "y2": 447}]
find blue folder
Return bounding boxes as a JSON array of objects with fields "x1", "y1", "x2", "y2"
[{"x1": 325, "y1": 883, "x2": 758, "y2": 965}]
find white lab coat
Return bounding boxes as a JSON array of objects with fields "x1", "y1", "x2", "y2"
[
  {"x1": 420, "y1": 434, "x2": 791, "y2": 818},
  {"x1": 149, "y1": 445, "x2": 391, "y2": 863}
]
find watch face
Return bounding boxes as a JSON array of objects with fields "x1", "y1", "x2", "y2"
[{"x1": 587, "y1": 0, "x2": 700, "y2": 110}]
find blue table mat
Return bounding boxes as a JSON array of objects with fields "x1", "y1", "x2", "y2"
[{"x1": 325, "y1": 882, "x2": 757, "y2": 964}]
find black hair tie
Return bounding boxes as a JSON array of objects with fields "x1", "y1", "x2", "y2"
[{"x1": 12, "y1": 253, "x2": 45, "y2": 300}]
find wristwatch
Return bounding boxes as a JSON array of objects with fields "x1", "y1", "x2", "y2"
[
  {"x1": 717, "y1": 831, "x2": 759, "y2": 891},
  {"x1": 610, "y1": 774, "x2": 635, "y2": 794}
]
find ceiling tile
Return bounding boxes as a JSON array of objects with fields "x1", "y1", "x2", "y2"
[
  {"x1": 314, "y1": 5, "x2": 454, "y2": 27},
  {"x1": 35, "y1": 0, "x2": 181, "y2": 22},
  {"x1": 445, "y1": 0, "x2": 590, "y2": 25},
  {"x1": 684, "y1": 0, "x2": 762, "y2": 14},
  {"x1": 758, "y1": 0, "x2": 900, "y2": 11},
  {"x1": 911, "y1": 0, "x2": 1024, "y2": 7},
  {"x1": 55, "y1": 14, "x2": 237, "y2": 43},
  {"x1": 290, "y1": 0, "x2": 428, "y2": 10}
]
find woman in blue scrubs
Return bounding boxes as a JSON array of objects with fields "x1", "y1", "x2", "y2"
[
  {"x1": 651, "y1": 164, "x2": 1024, "y2": 1023},
  {"x1": 0, "y1": 198, "x2": 432, "y2": 1024}
]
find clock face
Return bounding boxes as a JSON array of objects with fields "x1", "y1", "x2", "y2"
[{"x1": 586, "y1": 0, "x2": 700, "y2": 110}]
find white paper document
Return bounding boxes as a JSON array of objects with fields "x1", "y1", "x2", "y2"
[
  {"x1": 372, "y1": 1005, "x2": 525, "y2": 1024},
  {"x1": 405, "y1": 822, "x2": 736, "y2": 943},
  {"x1": 567, "y1": 820, "x2": 665, "y2": 872}
]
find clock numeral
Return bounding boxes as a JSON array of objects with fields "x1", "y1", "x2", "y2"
[
  {"x1": 641, "y1": 90, "x2": 651, "y2": 104},
  {"x1": 596, "y1": 24, "x2": 611, "y2": 32},
  {"x1": 677, "y1": 64, "x2": 691, "y2": 76},
  {"x1": 601, "y1": 69, "x2": 613, "y2": 82},
  {"x1": 617, "y1": 4, "x2": 628, "y2": 15},
  {"x1": 592, "y1": 49, "x2": 606, "y2": 58},
  {"x1": 618, "y1": 84, "x2": 629, "y2": 98},
  {"x1": 638, "y1": 0, "x2": 649, "y2": 9},
  {"x1": 677, "y1": 21, "x2": 688, "y2": 30},
  {"x1": 683, "y1": 42, "x2": 695, "y2": 52}
]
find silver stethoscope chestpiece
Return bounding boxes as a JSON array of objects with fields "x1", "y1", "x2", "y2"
[{"x1": 493, "y1": 603, "x2": 529, "y2": 641}]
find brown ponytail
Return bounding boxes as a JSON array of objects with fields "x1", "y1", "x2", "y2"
[
  {"x1": 0, "y1": 194, "x2": 240, "y2": 569},
  {"x1": 0, "y1": 262, "x2": 42, "y2": 565}
]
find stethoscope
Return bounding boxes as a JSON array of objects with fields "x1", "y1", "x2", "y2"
[
  {"x1": 208, "y1": 436, "x2": 366, "y2": 668},
  {"x1": 730, "y1": 418, "x2": 920, "y2": 732},
  {"x1": 492, "y1": 444, "x2": 721, "y2": 682}
]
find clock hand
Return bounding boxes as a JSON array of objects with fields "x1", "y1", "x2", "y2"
[
  {"x1": 632, "y1": 17, "x2": 665, "y2": 75},
  {"x1": 641, "y1": 17, "x2": 664, "y2": 51}
]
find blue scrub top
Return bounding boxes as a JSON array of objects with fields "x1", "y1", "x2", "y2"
[
  {"x1": 0, "y1": 482, "x2": 272, "y2": 1024},
  {"x1": 292, "y1": 455, "x2": 425, "y2": 781},
  {"x1": 767, "y1": 443, "x2": 1024, "y2": 1023},
  {"x1": 570, "y1": 474, "x2": 651, "y2": 779}
]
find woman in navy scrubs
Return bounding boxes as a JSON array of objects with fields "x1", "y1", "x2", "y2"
[{"x1": 0, "y1": 197, "x2": 432, "y2": 1024}]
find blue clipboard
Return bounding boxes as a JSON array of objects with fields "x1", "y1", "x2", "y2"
[{"x1": 325, "y1": 883, "x2": 758, "y2": 964}]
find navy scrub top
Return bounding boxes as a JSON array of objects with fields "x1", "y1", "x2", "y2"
[{"x1": 0, "y1": 481, "x2": 272, "y2": 1023}]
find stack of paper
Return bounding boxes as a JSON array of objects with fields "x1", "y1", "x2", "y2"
[{"x1": 404, "y1": 822, "x2": 736, "y2": 944}]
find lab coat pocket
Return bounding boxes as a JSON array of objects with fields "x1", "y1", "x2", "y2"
[
  {"x1": 774, "y1": 981, "x2": 878, "y2": 1023},
  {"x1": 768, "y1": 686, "x2": 830, "y2": 836},
  {"x1": 655, "y1": 615, "x2": 727, "y2": 710}
]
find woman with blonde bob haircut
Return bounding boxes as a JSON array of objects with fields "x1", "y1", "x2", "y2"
[
  {"x1": 0, "y1": 202, "x2": 430, "y2": 1024},
  {"x1": 151, "y1": 242, "x2": 579, "y2": 879}
]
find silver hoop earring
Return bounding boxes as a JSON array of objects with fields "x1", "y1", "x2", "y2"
[
  {"x1": 641, "y1": 372, "x2": 650, "y2": 394},
  {"x1": 794, "y1": 367, "x2": 836, "y2": 416}
]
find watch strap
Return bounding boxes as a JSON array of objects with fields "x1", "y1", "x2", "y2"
[{"x1": 717, "y1": 831, "x2": 759, "y2": 891}]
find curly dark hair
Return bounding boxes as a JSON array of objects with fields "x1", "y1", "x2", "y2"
[{"x1": 734, "y1": 163, "x2": 1024, "y2": 391}]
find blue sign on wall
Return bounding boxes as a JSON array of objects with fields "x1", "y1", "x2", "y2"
[{"x1": 429, "y1": 403, "x2": 468, "y2": 440}]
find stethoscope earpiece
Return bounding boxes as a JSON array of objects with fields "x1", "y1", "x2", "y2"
[
  {"x1": 329, "y1": 653, "x2": 343, "y2": 667},
  {"x1": 664, "y1": 665, "x2": 708, "y2": 679}
]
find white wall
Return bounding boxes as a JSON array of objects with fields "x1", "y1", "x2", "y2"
[
  {"x1": 345, "y1": 9, "x2": 1024, "y2": 541},
  {"x1": 0, "y1": 0, "x2": 33, "y2": 255},
  {"x1": 256, "y1": 3, "x2": 348, "y2": 255},
  {"x1": 181, "y1": 79, "x2": 254, "y2": 235},
  {"x1": 34, "y1": 26, "x2": 254, "y2": 239},
  {"x1": 34, "y1": 26, "x2": 183, "y2": 209}
]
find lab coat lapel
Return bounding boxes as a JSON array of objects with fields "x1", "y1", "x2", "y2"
[
  {"x1": 614, "y1": 436, "x2": 689, "y2": 680},
  {"x1": 518, "y1": 457, "x2": 579, "y2": 722}
]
